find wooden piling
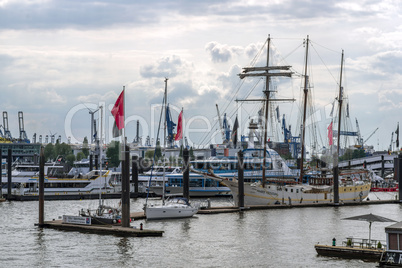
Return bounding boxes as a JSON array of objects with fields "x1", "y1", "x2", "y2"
[
  {"x1": 7, "y1": 148, "x2": 11, "y2": 199},
  {"x1": 121, "y1": 145, "x2": 130, "y2": 227},
  {"x1": 132, "y1": 155, "x2": 139, "y2": 193},
  {"x1": 0, "y1": 153, "x2": 2, "y2": 196},
  {"x1": 183, "y1": 148, "x2": 189, "y2": 200},
  {"x1": 237, "y1": 150, "x2": 244, "y2": 208},
  {"x1": 333, "y1": 165, "x2": 339, "y2": 205},
  {"x1": 94, "y1": 154, "x2": 99, "y2": 170},
  {"x1": 398, "y1": 154, "x2": 402, "y2": 202},
  {"x1": 39, "y1": 146, "x2": 45, "y2": 227}
]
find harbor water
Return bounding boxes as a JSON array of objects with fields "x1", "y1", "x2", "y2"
[{"x1": 1, "y1": 192, "x2": 400, "y2": 267}]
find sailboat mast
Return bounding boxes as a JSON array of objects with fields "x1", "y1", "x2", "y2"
[
  {"x1": 333, "y1": 50, "x2": 344, "y2": 205},
  {"x1": 336, "y1": 50, "x2": 344, "y2": 156},
  {"x1": 299, "y1": 35, "x2": 309, "y2": 183},
  {"x1": 262, "y1": 35, "x2": 271, "y2": 188},
  {"x1": 98, "y1": 105, "x2": 103, "y2": 212},
  {"x1": 162, "y1": 78, "x2": 168, "y2": 205}
]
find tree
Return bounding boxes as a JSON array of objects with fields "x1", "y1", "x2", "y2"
[
  {"x1": 44, "y1": 143, "x2": 56, "y2": 162},
  {"x1": 82, "y1": 136, "x2": 89, "y2": 158},
  {"x1": 145, "y1": 150, "x2": 154, "y2": 159},
  {"x1": 76, "y1": 152, "x2": 85, "y2": 161},
  {"x1": 106, "y1": 141, "x2": 121, "y2": 167},
  {"x1": 55, "y1": 142, "x2": 72, "y2": 158},
  {"x1": 189, "y1": 147, "x2": 195, "y2": 161},
  {"x1": 155, "y1": 140, "x2": 162, "y2": 159},
  {"x1": 66, "y1": 154, "x2": 76, "y2": 166}
]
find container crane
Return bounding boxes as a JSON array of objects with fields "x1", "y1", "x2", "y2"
[
  {"x1": 355, "y1": 118, "x2": 363, "y2": 147},
  {"x1": 389, "y1": 132, "x2": 394, "y2": 152},
  {"x1": 2, "y1": 111, "x2": 12, "y2": 140},
  {"x1": 165, "y1": 104, "x2": 176, "y2": 148},
  {"x1": 364, "y1": 127, "x2": 379, "y2": 145},
  {"x1": 215, "y1": 104, "x2": 231, "y2": 143},
  {"x1": 18, "y1": 111, "x2": 29, "y2": 143}
]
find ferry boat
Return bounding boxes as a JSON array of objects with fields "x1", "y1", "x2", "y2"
[
  {"x1": 1, "y1": 163, "x2": 119, "y2": 198},
  {"x1": 148, "y1": 148, "x2": 297, "y2": 197}
]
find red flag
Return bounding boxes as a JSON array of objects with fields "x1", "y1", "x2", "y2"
[
  {"x1": 111, "y1": 89, "x2": 124, "y2": 137},
  {"x1": 327, "y1": 121, "x2": 333, "y2": 146},
  {"x1": 175, "y1": 110, "x2": 183, "y2": 141}
]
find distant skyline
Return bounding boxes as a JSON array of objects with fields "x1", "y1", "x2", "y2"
[{"x1": 0, "y1": 0, "x2": 401, "y2": 152}]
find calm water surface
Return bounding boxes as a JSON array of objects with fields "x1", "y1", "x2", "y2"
[{"x1": 1, "y1": 192, "x2": 401, "y2": 267}]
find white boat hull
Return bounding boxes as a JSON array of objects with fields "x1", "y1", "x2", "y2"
[
  {"x1": 222, "y1": 180, "x2": 371, "y2": 206},
  {"x1": 150, "y1": 186, "x2": 231, "y2": 197},
  {"x1": 145, "y1": 199, "x2": 198, "y2": 220}
]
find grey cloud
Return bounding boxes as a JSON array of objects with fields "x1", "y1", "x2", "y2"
[
  {"x1": 0, "y1": 0, "x2": 386, "y2": 30},
  {"x1": 205, "y1": 42, "x2": 243, "y2": 63}
]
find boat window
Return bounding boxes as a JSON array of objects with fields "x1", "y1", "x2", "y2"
[
  {"x1": 296, "y1": 189, "x2": 299, "y2": 193},
  {"x1": 389, "y1": 233, "x2": 398, "y2": 250},
  {"x1": 291, "y1": 189, "x2": 293, "y2": 193}
]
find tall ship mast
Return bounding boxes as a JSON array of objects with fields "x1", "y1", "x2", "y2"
[{"x1": 238, "y1": 34, "x2": 293, "y2": 187}]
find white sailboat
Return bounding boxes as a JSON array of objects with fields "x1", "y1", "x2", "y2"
[
  {"x1": 144, "y1": 78, "x2": 199, "y2": 220},
  {"x1": 78, "y1": 105, "x2": 122, "y2": 225}
]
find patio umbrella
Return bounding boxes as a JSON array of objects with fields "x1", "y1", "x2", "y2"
[{"x1": 342, "y1": 213, "x2": 396, "y2": 244}]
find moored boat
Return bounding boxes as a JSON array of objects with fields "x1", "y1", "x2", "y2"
[{"x1": 145, "y1": 197, "x2": 199, "y2": 220}]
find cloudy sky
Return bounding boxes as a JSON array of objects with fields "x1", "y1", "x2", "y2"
[{"x1": 0, "y1": 0, "x2": 401, "y2": 153}]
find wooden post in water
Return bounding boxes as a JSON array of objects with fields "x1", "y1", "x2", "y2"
[
  {"x1": 397, "y1": 154, "x2": 402, "y2": 202},
  {"x1": 94, "y1": 154, "x2": 99, "y2": 171},
  {"x1": 121, "y1": 145, "x2": 130, "y2": 227},
  {"x1": 7, "y1": 148, "x2": 12, "y2": 199},
  {"x1": 237, "y1": 150, "x2": 244, "y2": 208},
  {"x1": 183, "y1": 148, "x2": 190, "y2": 200},
  {"x1": 39, "y1": 146, "x2": 45, "y2": 227},
  {"x1": 0, "y1": 152, "x2": 2, "y2": 196},
  {"x1": 381, "y1": 155, "x2": 385, "y2": 179},
  {"x1": 132, "y1": 155, "x2": 139, "y2": 194}
]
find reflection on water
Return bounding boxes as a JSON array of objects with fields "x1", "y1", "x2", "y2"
[
  {"x1": 117, "y1": 237, "x2": 133, "y2": 266},
  {"x1": 0, "y1": 193, "x2": 400, "y2": 267}
]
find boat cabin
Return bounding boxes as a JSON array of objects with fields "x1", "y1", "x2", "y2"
[{"x1": 380, "y1": 221, "x2": 402, "y2": 265}]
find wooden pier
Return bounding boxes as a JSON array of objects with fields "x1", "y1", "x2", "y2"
[
  {"x1": 38, "y1": 220, "x2": 163, "y2": 237},
  {"x1": 315, "y1": 244, "x2": 383, "y2": 261}
]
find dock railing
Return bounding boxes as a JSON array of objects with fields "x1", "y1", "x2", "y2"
[{"x1": 342, "y1": 237, "x2": 386, "y2": 249}]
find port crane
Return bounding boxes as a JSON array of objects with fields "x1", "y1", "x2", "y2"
[
  {"x1": 18, "y1": 111, "x2": 29, "y2": 143},
  {"x1": 215, "y1": 104, "x2": 231, "y2": 143},
  {"x1": 2, "y1": 111, "x2": 12, "y2": 140}
]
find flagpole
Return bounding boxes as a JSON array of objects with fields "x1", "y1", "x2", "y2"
[
  {"x1": 182, "y1": 108, "x2": 184, "y2": 148},
  {"x1": 123, "y1": 86, "x2": 126, "y2": 150}
]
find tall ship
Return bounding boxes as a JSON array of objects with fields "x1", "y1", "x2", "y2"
[{"x1": 193, "y1": 35, "x2": 372, "y2": 205}]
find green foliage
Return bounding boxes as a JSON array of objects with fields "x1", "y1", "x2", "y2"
[
  {"x1": 66, "y1": 154, "x2": 76, "y2": 166},
  {"x1": 339, "y1": 149, "x2": 366, "y2": 161},
  {"x1": 145, "y1": 150, "x2": 154, "y2": 159},
  {"x1": 82, "y1": 136, "x2": 89, "y2": 157},
  {"x1": 155, "y1": 140, "x2": 162, "y2": 159},
  {"x1": 55, "y1": 142, "x2": 73, "y2": 157},
  {"x1": 377, "y1": 241, "x2": 382, "y2": 249},
  {"x1": 106, "y1": 141, "x2": 121, "y2": 167},
  {"x1": 76, "y1": 152, "x2": 85, "y2": 161},
  {"x1": 347, "y1": 239, "x2": 352, "y2": 247},
  {"x1": 44, "y1": 143, "x2": 56, "y2": 161}
]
